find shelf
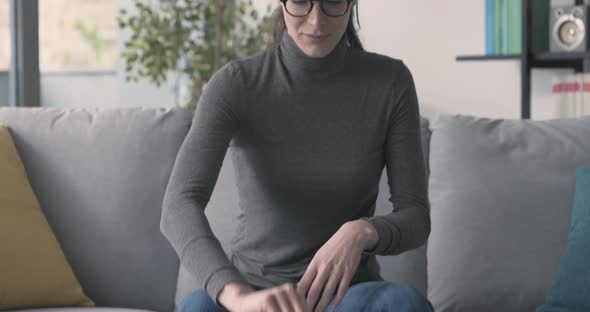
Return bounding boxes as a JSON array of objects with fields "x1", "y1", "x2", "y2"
[
  {"x1": 534, "y1": 51, "x2": 590, "y2": 60},
  {"x1": 457, "y1": 52, "x2": 590, "y2": 71},
  {"x1": 454, "y1": 0, "x2": 590, "y2": 119},
  {"x1": 456, "y1": 54, "x2": 521, "y2": 61},
  {"x1": 457, "y1": 52, "x2": 590, "y2": 62},
  {"x1": 530, "y1": 53, "x2": 585, "y2": 70}
]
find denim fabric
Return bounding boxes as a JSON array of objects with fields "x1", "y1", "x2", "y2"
[{"x1": 176, "y1": 280, "x2": 434, "y2": 312}]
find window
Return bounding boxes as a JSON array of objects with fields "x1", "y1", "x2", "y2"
[
  {"x1": 38, "y1": 0, "x2": 127, "y2": 108},
  {"x1": 39, "y1": 0, "x2": 118, "y2": 71},
  {"x1": 0, "y1": 0, "x2": 10, "y2": 106}
]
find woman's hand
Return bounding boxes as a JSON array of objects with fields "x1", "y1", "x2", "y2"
[
  {"x1": 296, "y1": 220, "x2": 378, "y2": 312},
  {"x1": 231, "y1": 282, "x2": 310, "y2": 312}
]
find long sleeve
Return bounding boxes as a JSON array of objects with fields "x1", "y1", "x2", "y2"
[
  {"x1": 160, "y1": 61, "x2": 248, "y2": 306},
  {"x1": 361, "y1": 61, "x2": 431, "y2": 256}
]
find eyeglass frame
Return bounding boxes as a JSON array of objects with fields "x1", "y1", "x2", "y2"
[{"x1": 279, "y1": 0, "x2": 354, "y2": 18}]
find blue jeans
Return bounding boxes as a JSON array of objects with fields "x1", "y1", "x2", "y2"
[{"x1": 176, "y1": 280, "x2": 434, "y2": 312}]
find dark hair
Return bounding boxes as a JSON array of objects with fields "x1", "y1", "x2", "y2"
[{"x1": 271, "y1": 2, "x2": 364, "y2": 51}]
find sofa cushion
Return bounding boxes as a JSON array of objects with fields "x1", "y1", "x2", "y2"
[
  {"x1": 537, "y1": 167, "x2": 590, "y2": 312},
  {"x1": 0, "y1": 107, "x2": 192, "y2": 312},
  {"x1": 0, "y1": 124, "x2": 94, "y2": 309},
  {"x1": 427, "y1": 114, "x2": 590, "y2": 312},
  {"x1": 174, "y1": 116, "x2": 432, "y2": 303}
]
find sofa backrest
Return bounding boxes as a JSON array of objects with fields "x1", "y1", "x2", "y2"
[
  {"x1": 174, "y1": 116, "x2": 432, "y2": 302},
  {"x1": 0, "y1": 107, "x2": 192, "y2": 312},
  {"x1": 426, "y1": 114, "x2": 590, "y2": 311}
]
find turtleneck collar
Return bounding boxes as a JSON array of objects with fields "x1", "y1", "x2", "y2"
[{"x1": 278, "y1": 30, "x2": 351, "y2": 77}]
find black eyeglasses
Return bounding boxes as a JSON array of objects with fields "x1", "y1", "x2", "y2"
[{"x1": 280, "y1": 0, "x2": 353, "y2": 18}]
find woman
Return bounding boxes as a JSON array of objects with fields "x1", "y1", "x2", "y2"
[{"x1": 161, "y1": 0, "x2": 434, "y2": 311}]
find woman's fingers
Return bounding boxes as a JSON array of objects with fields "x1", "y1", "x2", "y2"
[
  {"x1": 263, "y1": 294, "x2": 281, "y2": 312},
  {"x1": 283, "y1": 283, "x2": 308, "y2": 312},
  {"x1": 313, "y1": 269, "x2": 342, "y2": 312},
  {"x1": 274, "y1": 287, "x2": 294, "y2": 312},
  {"x1": 273, "y1": 282, "x2": 311, "y2": 312},
  {"x1": 297, "y1": 263, "x2": 317, "y2": 299},
  {"x1": 331, "y1": 269, "x2": 353, "y2": 308},
  {"x1": 305, "y1": 265, "x2": 330, "y2": 310}
]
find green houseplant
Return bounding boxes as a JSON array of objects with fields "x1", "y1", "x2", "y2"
[{"x1": 118, "y1": 0, "x2": 274, "y2": 113}]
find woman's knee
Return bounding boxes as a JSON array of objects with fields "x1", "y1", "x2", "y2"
[
  {"x1": 371, "y1": 283, "x2": 434, "y2": 312},
  {"x1": 176, "y1": 288, "x2": 220, "y2": 312}
]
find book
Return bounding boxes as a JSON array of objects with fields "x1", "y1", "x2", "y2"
[
  {"x1": 575, "y1": 73, "x2": 583, "y2": 117},
  {"x1": 507, "y1": 0, "x2": 513, "y2": 53},
  {"x1": 509, "y1": 0, "x2": 522, "y2": 54},
  {"x1": 580, "y1": 73, "x2": 590, "y2": 116},
  {"x1": 501, "y1": 0, "x2": 509, "y2": 54},
  {"x1": 486, "y1": 0, "x2": 496, "y2": 55},
  {"x1": 551, "y1": 72, "x2": 590, "y2": 118},
  {"x1": 495, "y1": 0, "x2": 503, "y2": 54},
  {"x1": 552, "y1": 73, "x2": 577, "y2": 118}
]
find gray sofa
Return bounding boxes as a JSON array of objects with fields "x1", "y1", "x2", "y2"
[{"x1": 1, "y1": 106, "x2": 589, "y2": 312}]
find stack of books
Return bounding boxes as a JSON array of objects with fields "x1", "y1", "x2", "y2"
[
  {"x1": 552, "y1": 73, "x2": 590, "y2": 118},
  {"x1": 485, "y1": 0, "x2": 522, "y2": 55}
]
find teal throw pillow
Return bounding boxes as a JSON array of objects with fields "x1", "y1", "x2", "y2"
[{"x1": 537, "y1": 168, "x2": 590, "y2": 312}]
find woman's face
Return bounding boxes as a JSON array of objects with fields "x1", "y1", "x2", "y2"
[{"x1": 278, "y1": 0, "x2": 356, "y2": 58}]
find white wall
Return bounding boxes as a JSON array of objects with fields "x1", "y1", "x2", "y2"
[{"x1": 255, "y1": 0, "x2": 573, "y2": 120}]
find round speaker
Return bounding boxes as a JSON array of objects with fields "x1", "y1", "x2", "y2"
[{"x1": 552, "y1": 9, "x2": 586, "y2": 51}]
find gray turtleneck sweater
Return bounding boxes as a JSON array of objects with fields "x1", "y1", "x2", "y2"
[{"x1": 161, "y1": 31, "x2": 430, "y2": 307}]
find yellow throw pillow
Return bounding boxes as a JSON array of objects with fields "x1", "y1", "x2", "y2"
[{"x1": 0, "y1": 123, "x2": 94, "y2": 309}]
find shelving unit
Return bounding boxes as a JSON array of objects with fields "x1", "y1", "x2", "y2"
[
  {"x1": 456, "y1": 0, "x2": 590, "y2": 119},
  {"x1": 456, "y1": 54, "x2": 521, "y2": 61}
]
